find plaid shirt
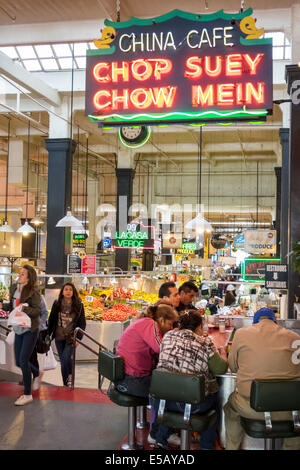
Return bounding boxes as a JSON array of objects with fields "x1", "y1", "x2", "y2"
[{"x1": 157, "y1": 329, "x2": 219, "y2": 395}]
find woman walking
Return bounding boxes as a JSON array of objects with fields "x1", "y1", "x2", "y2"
[
  {"x1": 12, "y1": 265, "x2": 41, "y2": 405},
  {"x1": 48, "y1": 283, "x2": 86, "y2": 387}
]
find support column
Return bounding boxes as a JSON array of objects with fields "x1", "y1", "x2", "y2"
[
  {"x1": 274, "y1": 167, "x2": 281, "y2": 259},
  {"x1": 86, "y1": 177, "x2": 99, "y2": 253},
  {"x1": 279, "y1": 129, "x2": 289, "y2": 264},
  {"x1": 115, "y1": 168, "x2": 135, "y2": 272},
  {"x1": 45, "y1": 138, "x2": 76, "y2": 280},
  {"x1": 285, "y1": 65, "x2": 300, "y2": 318}
]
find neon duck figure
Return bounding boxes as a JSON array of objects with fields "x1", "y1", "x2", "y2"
[
  {"x1": 239, "y1": 17, "x2": 264, "y2": 39},
  {"x1": 93, "y1": 26, "x2": 117, "y2": 49}
]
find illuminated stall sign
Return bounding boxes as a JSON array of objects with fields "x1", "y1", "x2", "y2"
[
  {"x1": 85, "y1": 9, "x2": 273, "y2": 126},
  {"x1": 242, "y1": 258, "x2": 280, "y2": 282},
  {"x1": 112, "y1": 222, "x2": 155, "y2": 249},
  {"x1": 73, "y1": 233, "x2": 87, "y2": 249}
]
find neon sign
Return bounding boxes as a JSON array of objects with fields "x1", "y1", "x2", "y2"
[
  {"x1": 112, "y1": 222, "x2": 155, "y2": 250},
  {"x1": 85, "y1": 9, "x2": 272, "y2": 126}
]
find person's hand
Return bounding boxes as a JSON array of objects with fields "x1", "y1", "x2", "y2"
[
  {"x1": 75, "y1": 342, "x2": 79, "y2": 348},
  {"x1": 217, "y1": 346, "x2": 228, "y2": 360}
]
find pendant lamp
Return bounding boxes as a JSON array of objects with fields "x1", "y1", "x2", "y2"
[
  {"x1": 0, "y1": 118, "x2": 14, "y2": 233},
  {"x1": 47, "y1": 276, "x2": 56, "y2": 285},
  {"x1": 56, "y1": 44, "x2": 83, "y2": 230},
  {"x1": 17, "y1": 121, "x2": 35, "y2": 235}
]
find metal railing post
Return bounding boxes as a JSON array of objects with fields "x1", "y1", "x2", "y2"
[{"x1": 71, "y1": 330, "x2": 78, "y2": 390}]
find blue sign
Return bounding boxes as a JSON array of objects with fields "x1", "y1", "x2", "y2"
[{"x1": 104, "y1": 238, "x2": 112, "y2": 248}]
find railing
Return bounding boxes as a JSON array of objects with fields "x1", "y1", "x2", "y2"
[{"x1": 71, "y1": 327, "x2": 108, "y2": 390}]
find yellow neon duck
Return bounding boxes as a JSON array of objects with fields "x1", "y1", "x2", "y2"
[
  {"x1": 94, "y1": 26, "x2": 117, "y2": 49},
  {"x1": 239, "y1": 17, "x2": 264, "y2": 39}
]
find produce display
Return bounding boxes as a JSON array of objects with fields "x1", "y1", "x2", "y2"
[{"x1": 79, "y1": 288, "x2": 144, "y2": 322}]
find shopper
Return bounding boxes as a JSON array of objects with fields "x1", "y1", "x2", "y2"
[
  {"x1": 115, "y1": 304, "x2": 179, "y2": 397},
  {"x1": 10, "y1": 265, "x2": 41, "y2": 406},
  {"x1": 177, "y1": 281, "x2": 199, "y2": 312},
  {"x1": 47, "y1": 283, "x2": 86, "y2": 387},
  {"x1": 224, "y1": 308, "x2": 300, "y2": 450},
  {"x1": 153, "y1": 310, "x2": 228, "y2": 449},
  {"x1": 224, "y1": 289, "x2": 236, "y2": 306},
  {"x1": 158, "y1": 281, "x2": 180, "y2": 309},
  {"x1": 30, "y1": 295, "x2": 49, "y2": 391}
]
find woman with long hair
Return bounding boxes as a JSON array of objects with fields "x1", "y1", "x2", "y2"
[
  {"x1": 11, "y1": 265, "x2": 41, "y2": 405},
  {"x1": 48, "y1": 283, "x2": 86, "y2": 387},
  {"x1": 115, "y1": 302, "x2": 179, "y2": 398},
  {"x1": 153, "y1": 310, "x2": 228, "y2": 449}
]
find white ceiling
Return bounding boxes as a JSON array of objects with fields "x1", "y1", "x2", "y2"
[{"x1": 0, "y1": 0, "x2": 298, "y2": 25}]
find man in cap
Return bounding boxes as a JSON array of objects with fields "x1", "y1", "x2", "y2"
[{"x1": 224, "y1": 308, "x2": 300, "y2": 450}]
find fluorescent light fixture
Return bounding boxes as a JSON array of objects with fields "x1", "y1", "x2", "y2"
[
  {"x1": 24, "y1": 60, "x2": 42, "y2": 72},
  {"x1": 0, "y1": 221, "x2": 14, "y2": 232},
  {"x1": 0, "y1": 46, "x2": 18, "y2": 58},
  {"x1": 56, "y1": 211, "x2": 84, "y2": 228},
  {"x1": 34, "y1": 45, "x2": 53, "y2": 58},
  {"x1": 17, "y1": 220, "x2": 35, "y2": 234},
  {"x1": 53, "y1": 44, "x2": 72, "y2": 57},
  {"x1": 40, "y1": 59, "x2": 59, "y2": 71},
  {"x1": 17, "y1": 45, "x2": 36, "y2": 59}
]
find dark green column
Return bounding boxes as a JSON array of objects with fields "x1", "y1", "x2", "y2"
[
  {"x1": 45, "y1": 138, "x2": 76, "y2": 282},
  {"x1": 285, "y1": 65, "x2": 300, "y2": 318},
  {"x1": 115, "y1": 168, "x2": 135, "y2": 272}
]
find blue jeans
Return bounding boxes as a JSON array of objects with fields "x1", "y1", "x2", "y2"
[
  {"x1": 154, "y1": 392, "x2": 219, "y2": 449},
  {"x1": 14, "y1": 329, "x2": 39, "y2": 395},
  {"x1": 55, "y1": 340, "x2": 73, "y2": 386}
]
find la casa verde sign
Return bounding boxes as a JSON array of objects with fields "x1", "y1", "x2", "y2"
[
  {"x1": 112, "y1": 222, "x2": 155, "y2": 249},
  {"x1": 85, "y1": 8, "x2": 273, "y2": 126}
]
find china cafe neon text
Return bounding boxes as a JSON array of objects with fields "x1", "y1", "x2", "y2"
[{"x1": 92, "y1": 53, "x2": 265, "y2": 111}]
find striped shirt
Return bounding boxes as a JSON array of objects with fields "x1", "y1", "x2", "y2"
[{"x1": 157, "y1": 329, "x2": 219, "y2": 395}]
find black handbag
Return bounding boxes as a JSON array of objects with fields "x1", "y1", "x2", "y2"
[{"x1": 36, "y1": 329, "x2": 51, "y2": 354}]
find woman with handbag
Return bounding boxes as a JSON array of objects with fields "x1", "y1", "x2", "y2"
[
  {"x1": 47, "y1": 283, "x2": 86, "y2": 387},
  {"x1": 6, "y1": 265, "x2": 41, "y2": 405}
]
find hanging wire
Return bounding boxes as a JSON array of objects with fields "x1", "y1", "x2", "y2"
[
  {"x1": 76, "y1": 127, "x2": 80, "y2": 218},
  {"x1": 85, "y1": 136, "x2": 89, "y2": 235},
  {"x1": 4, "y1": 118, "x2": 11, "y2": 224},
  {"x1": 25, "y1": 120, "x2": 31, "y2": 220},
  {"x1": 116, "y1": 0, "x2": 121, "y2": 22}
]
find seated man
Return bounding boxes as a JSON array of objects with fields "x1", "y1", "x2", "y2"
[
  {"x1": 158, "y1": 282, "x2": 180, "y2": 309},
  {"x1": 177, "y1": 281, "x2": 199, "y2": 313},
  {"x1": 224, "y1": 308, "x2": 300, "y2": 450}
]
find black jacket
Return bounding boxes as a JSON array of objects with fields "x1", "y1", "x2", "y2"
[
  {"x1": 3, "y1": 283, "x2": 41, "y2": 331},
  {"x1": 176, "y1": 302, "x2": 197, "y2": 313},
  {"x1": 47, "y1": 299, "x2": 86, "y2": 341}
]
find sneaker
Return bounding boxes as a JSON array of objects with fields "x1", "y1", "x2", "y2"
[
  {"x1": 147, "y1": 434, "x2": 156, "y2": 445},
  {"x1": 32, "y1": 374, "x2": 42, "y2": 391},
  {"x1": 167, "y1": 433, "x2": 181, "y2": 446},
  {"x1": 67, "y1": 375, "x2": 73, "y2": 388},
  {"x1": 154, "y1": 442, "x2": 168, "y2": 450},
  {"x1": 14, "y1": 395, "x2": 33, "y2": 406}
]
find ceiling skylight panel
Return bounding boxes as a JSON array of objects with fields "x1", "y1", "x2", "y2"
[
  {"x1": 53, "y1": 44, "x2": 72, "y2": 57},
  {"x1": 74, "y1": 43, "x2": 87, "y2": 56},
  {"x1": 58, "y1": 57, "x2": 74, "y2": 69},
  {"x1": 40, "y1": 59, "x2": 59, "y2": 70},
  {"x1": 34, "y1": 45, "x2": 53, "y2": 58},
  {"x1": 75, "y1": 57, "x2": 86, "y2": 69},
  {"x1": 23, "y1": 60, "x2": 42, "y2": 71},
  {"x1": 0, "y1": 46, "x2": 18, "y2": 59},
  {"x1": 17, "y1": 45, "x2": 37, "y2": 59}
]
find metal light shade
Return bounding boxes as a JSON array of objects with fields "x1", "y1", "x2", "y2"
[
  {"x1": 0, "y1": 221, "x2": 14, "y2": 232},
  {"x1": 31, "y1": 216, "x2": 43, "y2": 225},
  {"x1": 56, "y1": 211, "x2": 84, "y2": 228},
  {"x1": 17, "y1": 220, "x2": 35, "y2": 234},
  {"x1": 47, "y1": 276, "x2": 56, "y2": 285}
]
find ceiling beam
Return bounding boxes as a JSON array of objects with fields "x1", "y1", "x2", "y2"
[{"x1": 0, "y1": 51, "x2": 61, "y2": 107}]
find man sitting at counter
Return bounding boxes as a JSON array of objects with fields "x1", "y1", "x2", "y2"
[
  {"x1": 177, "y1": 281, "x2": 199, "y2": 313},
  {"x1": 224, "y1": 308, "x2": 300, "y2": 450}
]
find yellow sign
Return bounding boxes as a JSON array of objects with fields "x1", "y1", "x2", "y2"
[{"x1": 177, "y1": 248, "x2": 195, "y2": 255}]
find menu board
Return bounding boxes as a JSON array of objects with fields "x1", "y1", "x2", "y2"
[
  {"x1": 265, "y1": 264, "x2": 288, "y2": 289},
  {"x1": 67, "y1": 255, "x2": 82, "y2": 274}
]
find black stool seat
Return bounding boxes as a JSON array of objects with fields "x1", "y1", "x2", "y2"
[
  {"x1": 241, "y1": 417, "x2": 297, "y2": 439},
  {"x1": 108, "y1": 386, "x2": 149, "y2": 408},
  {"x1": 161, "y1": 408, "x2": 217, "y2": 432}
]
